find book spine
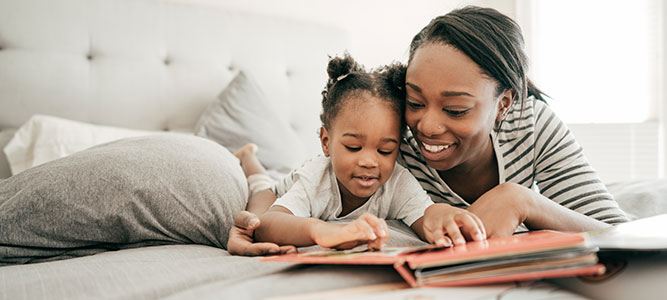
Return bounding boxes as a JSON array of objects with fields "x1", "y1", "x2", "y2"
[{"x1": 393, "y1": 259, "x2": 418, "y2": 288}]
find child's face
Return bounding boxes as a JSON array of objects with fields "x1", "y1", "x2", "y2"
[{"x1": 320, "y1": 95, "x2": 401, "y2": 202}]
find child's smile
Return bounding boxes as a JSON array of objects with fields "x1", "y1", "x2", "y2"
[{"x1": 320, "y1": 94, "x2": 401, "y2": 203}]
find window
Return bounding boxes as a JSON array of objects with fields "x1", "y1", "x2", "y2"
[
  {"x1": 518, "y1": 0, "x2": 661, "y2": 124},
  {"x1": 516, "y1": 0, "x2": 665, "y2": 182}
]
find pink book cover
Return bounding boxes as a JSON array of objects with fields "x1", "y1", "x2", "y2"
[
  {"x1": 261, "y1": 230, "x2": 604, "y2": 287},
  {"x1": 404, "y1": 230, "x2": 588, "y2": 269}
]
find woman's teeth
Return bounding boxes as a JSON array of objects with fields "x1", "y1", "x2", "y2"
[{"x1": 423, "y1": 143, "x2": 451, "y2": 153}]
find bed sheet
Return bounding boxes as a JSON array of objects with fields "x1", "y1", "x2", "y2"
[{"x1": 0, "y1": 220, "x2": 593, "y2": 300}]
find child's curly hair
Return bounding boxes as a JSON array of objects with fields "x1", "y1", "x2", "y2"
[{"x1": 320, "y1": 53, "x2": 407, "y2": 135}]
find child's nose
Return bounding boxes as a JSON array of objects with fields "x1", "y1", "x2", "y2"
[{"x1": 358, "y1": 151, "x2": 379, "y2": 168}]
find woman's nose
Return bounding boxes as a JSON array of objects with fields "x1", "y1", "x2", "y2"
[{"x1": 418, "y1": 110, "x2": 445, "y2": 137}]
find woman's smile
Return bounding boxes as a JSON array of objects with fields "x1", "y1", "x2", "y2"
[{"x1": 419, "y1": 140, "x2": 456, "y2": 161}]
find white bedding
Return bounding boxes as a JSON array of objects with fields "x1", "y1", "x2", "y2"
[
  {"x1": 3, "y1": 115, "x2": 174, "y2": 175},
  {"x1": 0, "y1": 222, "x2": 589, "y2": 300}
]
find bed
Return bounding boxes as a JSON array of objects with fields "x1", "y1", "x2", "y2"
[{"x1": 1, "y1": 0, "x2": 666, "y2": 299}]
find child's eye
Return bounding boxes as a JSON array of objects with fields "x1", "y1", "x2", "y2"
[
  {"x1": 378, "y1": 149, "x2": 394, "y2": 156},
  {"x1": 444, "y1": 108, "x2": 470, "y2": 117},
  {"x1": 344, "y1": 146, "x2": 361, "y2": 152}
]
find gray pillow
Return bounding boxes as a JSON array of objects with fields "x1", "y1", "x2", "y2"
[
  {"x1": 606, "y1": 179, "x2": 667, "y2": 220},
  {"x1": 0, "y1": 134, "x2": 247, "y2": 265},
  {"x1": 194, "y1": 71, "x2": 306, "y2": 174}
]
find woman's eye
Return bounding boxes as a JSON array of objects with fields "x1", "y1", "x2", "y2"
[
  {"x1": 444, "y1": 109, "x2": 469, "y2": 117},
  {"x1": 407, "y1": 101, "x2": 424, "y2": 110},
  {"x1": 344, "y1": 146, "x2": 361, "y2": 152}
]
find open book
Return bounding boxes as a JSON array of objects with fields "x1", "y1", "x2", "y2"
[
  {"x1": 261, "y1": 230, "x2": 605, "y2": 287},
  {"x1": 585, "y1": 213, "x2": 667, "y2": 252}
]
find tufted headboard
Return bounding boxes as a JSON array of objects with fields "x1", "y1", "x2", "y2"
[{"x1": 0, "y1": 0, "x2": 347, "y2": 154}]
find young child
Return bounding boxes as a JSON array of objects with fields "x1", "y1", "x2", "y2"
[{"x1": 234, "y1": 54, "x2": 486, "y2": 251}]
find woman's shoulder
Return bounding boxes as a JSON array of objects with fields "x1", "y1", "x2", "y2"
[
  {"x1": 398, "y1": 130, "x2": 429, "y2": 169},
  {"x1": 495, "y1": 96, "x2": 539, "y2": 143}
]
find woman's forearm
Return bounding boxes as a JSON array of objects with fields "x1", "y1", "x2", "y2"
[
  {"x1": 524, "y1": 191, "x2": 611, "y2": 232},
  {"x1": 255, "y1": 211, "x2": 325, "y2": 247}
]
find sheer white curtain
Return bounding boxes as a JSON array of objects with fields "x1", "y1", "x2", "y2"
[{"x1": 516, "y1": 0, "x2": 665, "y2": 182}]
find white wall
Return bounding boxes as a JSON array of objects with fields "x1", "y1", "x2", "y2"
[{"x1": 167, "y1": 0, "x2": 516, "y2": 67}]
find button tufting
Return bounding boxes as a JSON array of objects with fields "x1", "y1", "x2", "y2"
[
  {"x1": 164, "y1": 57, "x2": 170, "y2": 65},
  {"x1": 285, "y1": 69, "x2": 292, "y2": 77},
  {"x1": 227, "y1": 64, "x2": 235, "y2": 71},
  {"x1": 86, "y1": 53, "x2": 93, "y2": 60}
]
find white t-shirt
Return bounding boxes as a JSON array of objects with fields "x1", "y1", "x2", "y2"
[{"x1": 271, "y1": 155, "x2": 434, "y2": 226}]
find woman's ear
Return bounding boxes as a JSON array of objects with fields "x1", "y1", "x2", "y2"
[
  {"x1": 495, "y1": 89, "x2": 514, "y2": 122},
  {"x1": 319, "y1": 126, "x2": 331, "y2": 157}
]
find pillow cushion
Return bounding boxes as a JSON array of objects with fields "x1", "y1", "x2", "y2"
[
  {"x1": 0, "y1": 129, "x2": 15, "y2": 179},
  {"x1": 3, "y1": 114, "x2": 165, "y2": 175},
  {"x1": 195, "y1": 71, "x2": 306, "y2": 174},
  {"x1": 0, "y1": 134, "x2": 247, "y2": 265},
  {"x1": 606, "y1": 179, "x2": 667, "y2": 220}
]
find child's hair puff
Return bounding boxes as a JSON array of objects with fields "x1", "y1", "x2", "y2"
[{"x1": 320, "y1": 53, "x2": 407, "y2": 135}]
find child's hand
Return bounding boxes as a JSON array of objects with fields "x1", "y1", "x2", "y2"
[
  {"x1": 422, "y1": 203, "x2": 486, "y2": 246},
  {"x1": 228, "y1": 211, "x2": 297, "y2": 256},
  {"x1": 311, "y1": 213, "x2": 390, "y2": 250}
]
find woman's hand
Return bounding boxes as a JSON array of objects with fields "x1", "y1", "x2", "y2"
[
  {"x1": 420, "y1": 203, "x2": 486, "y2": 246},
  {"x1": 227, "y1": 211, "x2": 296, "y2": 256},
  {"x1": 311, "y1": 213, "x2": 389, "y2": 250},
  {"x1": 466, "y1": 182, "x2": 531, "y2": 238}
]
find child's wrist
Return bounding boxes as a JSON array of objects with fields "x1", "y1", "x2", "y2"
[{"x1": 306, "y1": 218, "x2": 327, "y2": 245}]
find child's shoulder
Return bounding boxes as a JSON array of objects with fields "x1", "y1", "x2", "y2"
[{"x1": 293, "y1": 154, "x2": 330, "y2": 175}]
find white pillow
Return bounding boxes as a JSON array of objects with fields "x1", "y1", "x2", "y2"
[{"x1": 3, "y1": 115, "x2": 173, "y2": 175}]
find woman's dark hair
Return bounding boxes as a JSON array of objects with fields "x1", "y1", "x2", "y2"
[
  {"x1": 321, "y1": 53, "x2": 407, "y2": 135},
  {"x1": 409, "y1": 6, "x2": 546, "y2": 104}
]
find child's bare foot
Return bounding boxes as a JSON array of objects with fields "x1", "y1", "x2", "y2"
[
  {"x1": 234, "y1": 143, "x2": 258, "y2": 161},
  {"x1": 234, "y1": 143, "x2": 265, "y2": 176}
]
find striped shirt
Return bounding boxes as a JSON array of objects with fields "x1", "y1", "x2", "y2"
[{"x1": 397, "y1": 96, "x2": 628, "y2": 225}]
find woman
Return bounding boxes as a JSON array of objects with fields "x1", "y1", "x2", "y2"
[{"x1": 228, "y1": 6, "x2": 628, "y2": 256}]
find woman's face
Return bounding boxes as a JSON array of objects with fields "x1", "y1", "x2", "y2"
[
  {"x1": 405, "y1": 43, "x2": 510, "y2": 173},
  {"x1": 320, "y1": 95, "x2": 401, "y2": 202}
]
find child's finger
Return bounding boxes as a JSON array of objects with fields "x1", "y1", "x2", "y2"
[
  {"x1": 279, "y1": 245, "x2": 297, "y2": 254},
  {"x1": 361, "y1": 213, "x2": 388, "y2": 239},
  {"x1": 353, "y1": 218, "x2": 377, "y2": 241},
  {"x1": 370, "y1": 219, "x2": 389, "y2": 249}
]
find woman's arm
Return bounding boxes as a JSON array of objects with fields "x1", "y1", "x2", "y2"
[
  {"x1": 531, "y1": 101, "x2": 628, "y2": 225},
  {"x1": 468, "y1": 100, "x2": 627, "y2": 237},
  {"x1": 468, "y1": 182, "x2": 610, "y2": 237}
]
